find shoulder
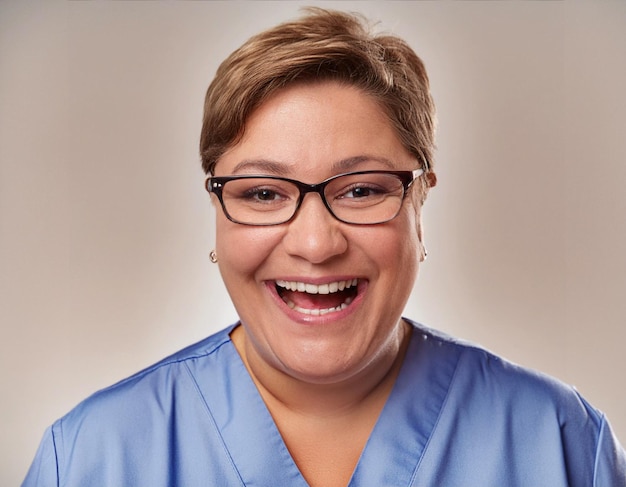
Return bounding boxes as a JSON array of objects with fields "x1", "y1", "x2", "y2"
[
  {"x1": 405, "y1": 320, "x2": 626, "y2": 486},
  {"x1": 56, "y1": 325, "x2": 236, "y2": 433},
  {"x1": 29, "y1": 325, "x2": 244, "y2": 485},
  {"x1": 407, "y1": 320, "x2": 604, "y2": 429}
]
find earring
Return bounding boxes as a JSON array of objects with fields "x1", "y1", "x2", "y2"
[{"x1": 209, "y1": 250, "x2": 218, "y2": 263}]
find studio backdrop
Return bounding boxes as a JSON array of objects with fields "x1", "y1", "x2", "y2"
[{"x1": 1, "y1": 2, "x2": 625, "y2": 485}]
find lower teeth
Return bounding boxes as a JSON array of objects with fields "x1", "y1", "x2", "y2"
[{"x1": 286, "y1": 297, "x2": 353, "y2": 316}]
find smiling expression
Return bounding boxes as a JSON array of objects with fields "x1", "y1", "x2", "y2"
[{"x1": 212, "y1": 81, "x2": 425, "y2": 384}]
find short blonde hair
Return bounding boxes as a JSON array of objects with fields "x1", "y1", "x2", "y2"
[{"x1": 200, "y1": 8, "x2": 436, "y2": 187}]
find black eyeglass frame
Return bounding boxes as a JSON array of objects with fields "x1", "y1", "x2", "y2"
[{"x1": 205, "y1": 169, "x2": 424, "y2": 226}]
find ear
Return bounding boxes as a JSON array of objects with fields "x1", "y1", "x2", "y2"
[{"x1": 426, "y1": 171, "x2": 437, "y2": 189}]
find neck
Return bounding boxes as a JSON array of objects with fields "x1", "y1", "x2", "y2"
[{"x1": 230, "y1": 321, "x2": 411, "y2": 418}]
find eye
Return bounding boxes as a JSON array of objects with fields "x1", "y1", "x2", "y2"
[
  {"x1": 246, "y1": 188, "x2": 280, "y2": 201},
  {"x1": 241, "y1": 186, "x2": 287, "y2": 203},
  {"x1": 340, "y1": 184, "x2": 384, "y2": 199}
]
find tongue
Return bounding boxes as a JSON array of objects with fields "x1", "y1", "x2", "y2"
[{"x1": 282, "y1": 290, "x2": 347, "y2": 310}]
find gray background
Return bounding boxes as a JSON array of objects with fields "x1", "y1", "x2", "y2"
[{"x1": 2, "y1": 1, "x2": 625, "y2": 484}]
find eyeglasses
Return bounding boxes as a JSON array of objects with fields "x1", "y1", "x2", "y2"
[{"x1": 205, "y1": 169, "x2": 423, "y2": 226}]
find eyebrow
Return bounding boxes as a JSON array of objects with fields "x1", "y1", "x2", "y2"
[
  {"x1": 231, "y1": 155, "x2": 397, "y2": 176},
  {"x1": 231, "y1": 159, "x2": 291, "y2": 176},
  {"x1": 333, "y1": 155, "x2": 396, "y2": 172}
]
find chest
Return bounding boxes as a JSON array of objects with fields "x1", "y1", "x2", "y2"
[{"x1": 275, "y1": 416, "x2": 376, "y2": 487}]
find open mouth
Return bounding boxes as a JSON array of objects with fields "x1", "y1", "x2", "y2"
[{"x1": 275, "y1": 278, "x2": 360, "y2": 316}]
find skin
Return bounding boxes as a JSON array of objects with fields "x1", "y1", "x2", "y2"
[{"x1": 212, "y1": 81, "x2": 428, "y2": 486}]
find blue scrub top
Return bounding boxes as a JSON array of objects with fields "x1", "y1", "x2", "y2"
[{"x1": 23, "y1": 321, "x2": 626, "y2": 486}]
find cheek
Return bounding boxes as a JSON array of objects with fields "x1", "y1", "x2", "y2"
[
  {"x1": 391, "y1": 204, "x2": 421, "y2": 254},
  {"x1": 215, "y1": 218, "x2": 283, "y2": 279},
  {"x1": 349, "y1": 210, "x2": 420, "y2": 279},
  {"x1": 380, "y1": 207, "x2": 421, "y2": 281}
]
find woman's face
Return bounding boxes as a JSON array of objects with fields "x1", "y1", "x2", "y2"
[{"x1": 213, "y1": 81, "x2": 424, "y2": 384}]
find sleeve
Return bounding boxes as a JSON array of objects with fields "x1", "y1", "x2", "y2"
[
  {"x1": 21, "y1": 427, "x2": 59, "y2": 487},
  {"x1": 594, "y1": 415, "x2": 626, "y2": 487}
]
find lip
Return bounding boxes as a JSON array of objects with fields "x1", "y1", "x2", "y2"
[{"x1": 265, "y1": 277, "x2": 367, "y2": 324}]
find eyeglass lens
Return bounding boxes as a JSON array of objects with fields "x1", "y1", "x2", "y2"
[{"x1": 219, "y1": 172, "x2": 407, "y2": 225}]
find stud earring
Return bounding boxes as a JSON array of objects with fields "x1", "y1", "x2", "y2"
[{"x1": 209, "y1": 250, "x2": 218, "y2": 263}]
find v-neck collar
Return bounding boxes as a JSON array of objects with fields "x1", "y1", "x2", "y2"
[
  {"x1": 188, "y1": 322, "x2": 461, "y2": 486},
  {"x1": 348, "y1": 325, "x2": 461, "y2": 485}
]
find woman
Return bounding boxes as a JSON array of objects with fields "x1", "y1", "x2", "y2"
[{"x1": 23, "y1": 8, "x2": 625, "y2": 487}]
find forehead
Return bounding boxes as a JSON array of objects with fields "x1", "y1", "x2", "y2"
[{"x1": 216, "y1": 81, "x2": 415, "y2": 178}]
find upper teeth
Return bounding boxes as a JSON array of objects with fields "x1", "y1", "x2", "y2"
[{"x1": 275, "y1": 278, "x2": 358, "y2": 294}]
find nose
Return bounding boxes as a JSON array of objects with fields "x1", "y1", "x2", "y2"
[{"x1": 282, "y1": 193, "x2": 348, "y2": 264}]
